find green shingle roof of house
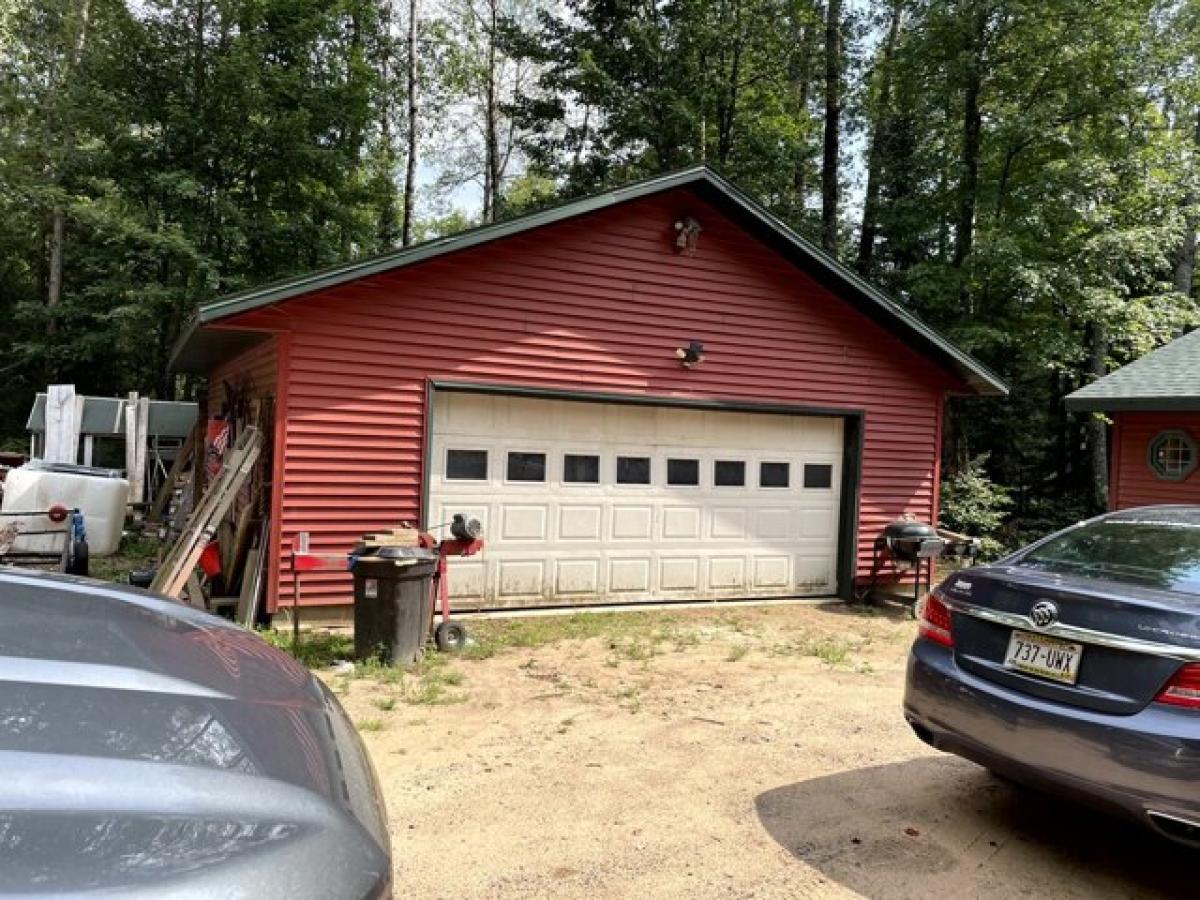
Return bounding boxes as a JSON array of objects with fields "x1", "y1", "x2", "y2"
[{"x1": 1065, "y1": 329, "x2": 1200, "y2": 412}]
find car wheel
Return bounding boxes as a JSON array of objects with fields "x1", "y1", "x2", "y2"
[{"x1": 434, "y1": 620, "x2": 467, "y2": 652}]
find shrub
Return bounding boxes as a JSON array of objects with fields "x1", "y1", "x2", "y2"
[{"x1": 940, "y1": 455, "x2": 1013, "y2": 559}]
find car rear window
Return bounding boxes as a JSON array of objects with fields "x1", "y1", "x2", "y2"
[{"x1": 1020, "y1": 519, "x2": 1200, "y2": 594}]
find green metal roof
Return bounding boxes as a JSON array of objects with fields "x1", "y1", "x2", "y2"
[
  {"x1": 27, "y1": 395, "x2": 198, "y2": 437},
  {"x1": 173, "y1": 166, "x2": 1007, "y2": 396},
  {"x1": 1065, "y1": 329, "x2": 1200, "y2": 412}
]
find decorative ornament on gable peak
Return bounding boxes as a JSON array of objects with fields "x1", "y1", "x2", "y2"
[{"x1": 674, "y1": 216, "x2": 702, "y2": 254}]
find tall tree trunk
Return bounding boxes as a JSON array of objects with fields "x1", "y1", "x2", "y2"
[
  {"x1": 1051, "y1": 369, "x2": 1070, "y2": 491},
  {"x1": 1084, "y1": 322, "x2": 1109, "y2": 512},
  {"x1": 401, "y1": 0, "x2": 418, "y2": 246},
  {"x1": 953, "y1": 9, "x2": 985, "y2": 275},
  {"x1": 1174, "y1": 110, "x2": 1200, "y2": 297},
  {"x1": 46, "y1": 216, "x2": 65, "y2": 316},
  {"x1": 377, "y1": 0, "x2": 399, "y2": 248},
  {"x1": 570, "y1": 105, "x2": 591, "y2": 172},
  {"x1": 1177, "y1": 210, "x2": 1196, "y2": 297},
  {"x1": 45, "y1": 0, "x2": 93, "y2": 326},
  {"x1": 716, "y1": 1, "x2": 743, "y2": 166},
  {"x1": 857, "y1": 0, "x2": 902, "y2": 268},
  {"x1": 483, "y1": 0, "x2": 501, "y2": 223},
  {"x1": 791, "y1": 18, "x2": 818, "y2": 202},
  {"x1": 821, "y1": 0, "x2": 841, "y2": 252},
  {"x1": 192, "y1": 0, "x2": 206, "y2": 116},
  {"x1": 716, "y1": 43, "x2": 741, "y2": 164}
]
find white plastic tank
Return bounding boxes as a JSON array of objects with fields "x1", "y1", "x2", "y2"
[{"x1": 1, "y1": 461, "x2": 129, "y2": 556}]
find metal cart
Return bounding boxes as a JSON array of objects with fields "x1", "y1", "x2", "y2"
[{"x1": 0, "y1": 504, "x2": 89, "y2": 576}]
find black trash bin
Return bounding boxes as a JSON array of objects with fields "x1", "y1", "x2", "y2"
[{"x1": 351, "y1": 546, "x2": 439, "y2": 665}]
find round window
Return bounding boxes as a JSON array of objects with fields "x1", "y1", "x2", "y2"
[{"x1": 1148, "y1": 430, "x2": 1198, "y2": 482}]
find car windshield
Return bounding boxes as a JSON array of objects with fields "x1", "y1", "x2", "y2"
[{"x1": 1020, "y1": 518, "x2": 1200, "y2": 594}]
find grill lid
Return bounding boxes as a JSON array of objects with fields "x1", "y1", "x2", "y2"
[
  {"x1": 882, "y1": 520, "x2": 939, "y2": 541},
  {"x1": 882, "y1": 520, "x2": 942, "y2": 561}
]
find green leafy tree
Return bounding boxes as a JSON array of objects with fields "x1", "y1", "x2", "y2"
[
  {"x1": 862, "y1": 0, "x2": 1198, "y2": 524},
  {"x1": 939, "y1": 454, "x2": 1013, "y2": 558},
  {"x1": 0, "y1": 0, "x2": 400, "y2": 431},
  {"x1": 508, "y1": 0, "x2": 833, "y2": 232}
]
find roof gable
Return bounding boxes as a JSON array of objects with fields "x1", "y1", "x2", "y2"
[
  {"x1": 173, "y1": 167, "x2": 1006, "y2": 396},
  {"x1": 1066, "y1": 328, "x2": 1200, "y2": 412}
]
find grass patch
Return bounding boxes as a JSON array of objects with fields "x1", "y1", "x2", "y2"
[
  {"x1": 360, "y1": 654, "x2": 467, "y2": 705},
  {"x1": 460, "y1": 611, "x2": 694, "y2": 660},
  {"x1": 614, "y1": 684, "x2": 643, "y2": 714},
  {"x1": 399, "y1": 653, "x2": 467, "y2": 706},
  {"x1": 804, "y1": 637, "x2": 851, "y2": 666},
  {"x1": 259, "y1": 629, "x2": 353, "y2": 669},
  {"x1": 353, "y1": 657, "x2": 408, "y2": 686},
  {"x1": 612, "y1": 636, "x2": 658, "y2": 662},
  {"x1": 406, "y1": 677, "x2": 461, "y2": 706},
  {"x1": 767, "y1": 632, "x2": 860, "y2": 667},
  {"x1": 671, "y1": 630, "x2": 702, "y2": 650},
  {"x1": 725, "y1": 644, "x2": 749, "y2": 662},
  {"x1": 357, "y1": 718, "x2": 385, "y2": 732},
  {"x1": 89, "y1": 532, "x2": 163, "y2": 583},
  {"x1": 713, "y1": 613, "x2": 760, "y2": 636},
  {"x1": 271, "y1": 630, "x2": 468, "y2": 705}
]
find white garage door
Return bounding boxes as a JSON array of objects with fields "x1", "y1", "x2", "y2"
[{"x1": 428, "y1": 392, "x2": 843, "y2": 608}]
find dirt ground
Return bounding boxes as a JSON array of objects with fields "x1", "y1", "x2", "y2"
[{"x1": 325, "y1": 602, "x2": 1195, "y2": 900}]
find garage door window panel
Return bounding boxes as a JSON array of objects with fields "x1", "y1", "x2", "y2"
[
  {"x1": 803, "y1": 463, "x2": 834, "y2": 489},
  {"x1": 616, "y1": 456, "x2": 651, "y2": 485},
  {"x1": 446, "y1": 449, "x2": 488, "y2": 481},
  {"x1": 563, "y1": 453, "x2": 600, "y2": 484},
  {"x1": 759, "y1": 461, "x2": 790, "y2": 489},
  {"x1": 667, "y1": 458, "x2": 700, "y2": 486},
  {"x1": 507, "y1": 451, "x2": 547, "y2": 483},
  {"x1": 714, "y1": 460, "x2": 745, "y2": 487}
]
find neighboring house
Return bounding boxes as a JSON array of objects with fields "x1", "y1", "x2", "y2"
[
  {"x1": 171, "y1": 166, "x2": 1006, "y2": 616},
  {"x1": 1066, "y1": 329, "x2": 1200, "y2": 509}
]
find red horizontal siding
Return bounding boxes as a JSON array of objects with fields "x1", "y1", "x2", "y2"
[
  {"x1": 1111, "y1": 412, "x2": 1200, "y2": 509},
  {"x1": 223, "y1": 188, "x2": 962, "y2": 607},
  {"x1": 208, "y1": 335, "x2": 277, "y2": 412}
]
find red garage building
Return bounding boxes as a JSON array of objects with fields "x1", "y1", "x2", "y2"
[
  {"x1": 172, "y1": 167, "x2": 1006, "y2": 616},
  {"x1": 1066, "y1": 328, "x2": 1200, "y2": 509}
]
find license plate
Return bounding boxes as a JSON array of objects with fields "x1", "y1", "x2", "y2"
[{"x1": 1004, "y1": 630, "x2": 1083, "y2": 685}]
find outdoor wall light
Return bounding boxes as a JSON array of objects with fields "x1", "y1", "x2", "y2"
[
  {"x1": 674, "y1": 216, "x2": 702, "y2": 253},
  {"x1": 676, "y1": 341, "x2": 705, "y2": 368}
]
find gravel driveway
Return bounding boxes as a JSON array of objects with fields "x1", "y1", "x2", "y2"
[{"x1": 324, "y1": 602, "x2": 1193, "y2": 899}]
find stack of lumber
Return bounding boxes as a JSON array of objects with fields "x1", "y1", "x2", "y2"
[
  {"x1": 150, "y1": 427, "x2": 262, "y2": 600},
  {"x1": 361, "y1": 526, "x2": 421, "y2": 548},
  {"x1": 146, "y1": 428, "x2": 196, "y2": 524}
]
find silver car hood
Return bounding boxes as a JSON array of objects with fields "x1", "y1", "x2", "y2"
[{"x1": 0, "y1": 569, "x2": 389, "y2": 898}]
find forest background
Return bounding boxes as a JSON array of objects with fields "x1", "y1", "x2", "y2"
[{"x1": 4, "y1": 0, "x2": 1199, "y2": 550}]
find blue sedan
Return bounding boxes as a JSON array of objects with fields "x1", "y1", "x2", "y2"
[{"x1": 904, "y1": 505, "x2": 1200, "y2": 846}]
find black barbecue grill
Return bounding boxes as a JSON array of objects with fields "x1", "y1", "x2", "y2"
[
  {"x1": 856, "y1": 518, "x2": 980, "y2": 611},
  {"x1": 881, "y1": 520, "x2": 943, "y2": 562}
]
